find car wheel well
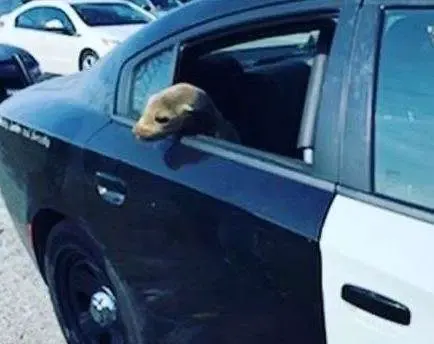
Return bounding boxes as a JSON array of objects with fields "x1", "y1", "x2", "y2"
[
  {"x1": 31, "y1": 209, "x2": 65, "y2": 281},
  {"x1": 80, "y1": 48, "x2": 96, "y2": 58},
  {"x1": 79, "y1": 48, "x2": 98, "y2": 69}
]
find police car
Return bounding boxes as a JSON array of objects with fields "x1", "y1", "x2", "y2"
[{"x1": 0, "y1": 0, "x2": 432, "y2": 343}]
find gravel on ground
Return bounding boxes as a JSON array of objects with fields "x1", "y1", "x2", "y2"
[{"x1": 0, "y1": 196, "x2": 66, "y2": 344}]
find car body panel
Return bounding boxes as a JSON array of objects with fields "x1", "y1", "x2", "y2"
[
  {"x1": 81, "y1": 120, "x2": 333, "y2": 343},
  {"x1": 321, "y1": 194, "x2": 434, "y2": 344},
  {"x1": 320, "y1": 2, "x2": 434, "y2": 343},
  {"x1": 0, "y1": 76, "x2": 110, "y2": 255}
]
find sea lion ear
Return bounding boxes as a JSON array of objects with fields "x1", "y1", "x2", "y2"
[{"x1": 179, "y1": 103, "x2": 194, "y2": 113}]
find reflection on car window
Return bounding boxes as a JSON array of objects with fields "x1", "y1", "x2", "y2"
[
  {"x1": 128, "y1": 48, "x2": 174, "y2": 120},
  {"x1": 375, "y1": 9, "x2": 434, "y2": 209},
  {"x1": 215, "y1": 32, "x2": 320, "y2": 53}
]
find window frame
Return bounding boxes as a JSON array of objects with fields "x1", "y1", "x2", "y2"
[
  {"x1": 339, "y1": 3, "x2": 434, "y2": 224},
  {"x1": 114, "y1": 0, "x2": 360, "y2": 184},
  {"x1": 114, "y1": 42, "x2": 179, "y2": 125},
  {"x1": 15, "y1": 6, "x2": 76, "y2": 34}
]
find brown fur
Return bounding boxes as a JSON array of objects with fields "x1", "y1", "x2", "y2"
[{"x1": 132, "y1": 83, "x2": 240, "y2": 142}]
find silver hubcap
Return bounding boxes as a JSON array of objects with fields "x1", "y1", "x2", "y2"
[
  {"x1": 82, "y1": 54, "x2": 97, "y2": 70},
  {"x1": 89, "y1": 286, "x2": 117, "y2": 328}
]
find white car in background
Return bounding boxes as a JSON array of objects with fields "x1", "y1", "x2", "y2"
[
  {"x1": 0, "y1": 0, "x2": 156, "y2": 75},
  {"x1": 130, "y1": 0, "x2": 183, "y2": 17}
]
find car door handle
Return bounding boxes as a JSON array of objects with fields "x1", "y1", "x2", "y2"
[
  {"x1": 94, "y1": 171, "x2": 126, "y2": 206},
  {"x1": 341, "y1": 284, "x2": 411, "y2": 325}
]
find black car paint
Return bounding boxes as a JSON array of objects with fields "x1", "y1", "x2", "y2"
[
  {"x1": 0, "y1": 0, "x2": 361, "y2": 343},
  {"x1": 81, "y1": 119, "x2": 333, "y2": 342},
  {"x1": 0, "y1": 43, "x2": 41, "y2": 90}
]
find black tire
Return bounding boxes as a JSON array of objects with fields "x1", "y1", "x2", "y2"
[
  {"x1": 79, "y1": 50, "x2": 99, "y2": 71},
  {"x1": 44, "y1": 220, "x2": 145, "y2": 344}
]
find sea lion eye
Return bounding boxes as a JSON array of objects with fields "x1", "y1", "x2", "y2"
[{"x1": 155, "y1": 116, "x2": 170, "y2": 124}]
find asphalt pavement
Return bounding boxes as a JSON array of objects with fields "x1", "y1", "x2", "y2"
[{"x1": 0, "y1": 196, "x2": 66, "y2": 344}]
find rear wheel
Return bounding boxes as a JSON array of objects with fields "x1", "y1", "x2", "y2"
[
  {"x1": 44, "y1": 220, "x2": 144, "y2": 344},
  {"x1": 79, "y1": 50, "x2": 99, "y2": 71}
]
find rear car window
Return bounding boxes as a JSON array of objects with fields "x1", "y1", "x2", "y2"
[{"x1": 129, "y1": 47, "x2": 175, "y2": 120}]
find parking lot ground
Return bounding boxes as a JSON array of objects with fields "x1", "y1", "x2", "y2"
[{"x1": 0, "y1": 196, "x2": 66, "y2": 344}]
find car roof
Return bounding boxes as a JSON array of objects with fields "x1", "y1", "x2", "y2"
[
  {"x1": 18, "y1": 0, "x2": 136, "y2": 6},
  {"x1": 120, "y1": 0, "x2": 345, "y2": 54},
  {"x1": 68, "y1": 0, "x2": 138, "y2": 4}
]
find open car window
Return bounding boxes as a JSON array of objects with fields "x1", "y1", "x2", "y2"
[
  {"x1": 174, "y1": 19, "x2": 336, "y2": 165},
  {"x1": 120, "y1": 14, "x2": 339, "y2": 173}
]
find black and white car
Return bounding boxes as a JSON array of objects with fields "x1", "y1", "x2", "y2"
[{"x1": 0, "y1": 0, "x2": 433, "y2": 343}]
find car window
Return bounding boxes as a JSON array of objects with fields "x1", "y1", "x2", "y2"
[
  {"x1": 15, "y1": 6, "x2": 75, "y2": 32},
  {"x1": 151, "y1": 0, "x2": 180, "y2": 10},
  {"x1": 215, "y1": 32, "x2": 319, "y2": 52},
  {"x1": 374, "y1": 9, "x2": 434, "y2": 210},
  {"x1": 71, "y1": 2, "x2": 151, "y2": 26},
  {"x1": 128, "y1": 48, "x2": 175, "y2": 120},
  {"x1": 172, "y1": 22, "x2": 336, "y2": 163},
  {"x1": 0, "y1": 0, "x2": 23, "y2": 16}
]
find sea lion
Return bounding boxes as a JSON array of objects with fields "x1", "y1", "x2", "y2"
[{"x1": 132, "y1": 83, "x2": 240, "y2": 142}]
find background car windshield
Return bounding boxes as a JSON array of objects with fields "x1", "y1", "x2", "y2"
[
  {"x1": 71, "y1": 3, "x2": 149, "y2": 26},
  {"x1": 151, "y1": 0, "x2": 179, "y2": 10},
  {"x1": 0, "y1": 0, "x2": 23, "y2": 15}
]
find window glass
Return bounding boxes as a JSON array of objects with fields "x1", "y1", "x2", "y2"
[
  {"x1": 0, "y1": 0, "x2": 23, "y2": 16},
  {"x1": 215, "y1": 31, "x2": 320, "y2": 53},
  {"x1": 375, "y1": 10, "x2": 434, "y2": 209},
  {"x1": 128, "y1": 48, "x2": 175, "y2": 120},
  {"x1": 71, "y1": 3, "x2": 151, "y2": 26},
  {"x1": 16, "y1": 7, "x2": 75, "y2": 32},
  {"x1": 16, "y1": 8, "x2": 43, "y2": 28}
]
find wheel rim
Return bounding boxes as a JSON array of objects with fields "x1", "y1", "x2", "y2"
[
  {"x1": 82, "y1": 54, "x2": 98, "y2": 70},
  {"x1": 55, "y1": 249, "x2": 127, "y2": 344}
]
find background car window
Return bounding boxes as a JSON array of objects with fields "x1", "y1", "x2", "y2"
[
  {"x1": 16, "y1": 7, "x2": 75, "y2": 33},
  {"x1": 128, "y1": 48, "x2": 175, "y2": 120},
  {"x1": 71, "y1": 3, "x2": 151, "y2": 26},
  {"x1": 374, "y1": 10, "x2": 434, "y2": 209},
  {"x1": 0, "y1": 0, "x2": 23, "y2": 16}
]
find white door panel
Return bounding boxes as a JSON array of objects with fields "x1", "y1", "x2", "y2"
[
  {"x1": 42, "y1": 33, "x2": 82, "y2": 75},
  {"x1": 8, "y1": 28, "x2": 45, "y2": 60},
  {"x1": 321, "y1": 194, "x2": 434, "y2": 344}
]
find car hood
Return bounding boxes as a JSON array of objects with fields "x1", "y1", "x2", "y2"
[
  {"x1": 87, "y1": 24, "x2": 146, "y2": 41},
  {"x1": 27, "y1": 72, "x2": 85, "y2": 92}
]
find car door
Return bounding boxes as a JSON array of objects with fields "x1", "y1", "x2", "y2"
[
  {"x1": 9, "y1": 7, "x2": 47, "y2": 62},
  {"x1": 81, "y1": 2, "x2": 359, "y2": 343},
  {"x1": 32, "y1": 6, "x2": 81, "y2": 75},
  {"x1": 321, "y1": 3, "x2": 434, "y2": 343}
]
